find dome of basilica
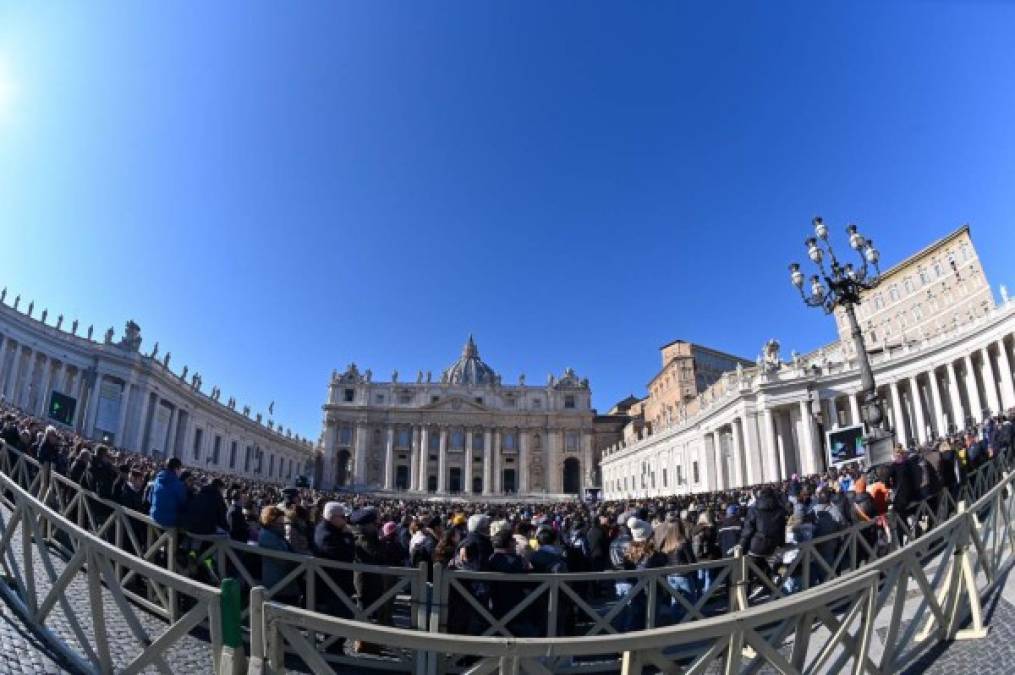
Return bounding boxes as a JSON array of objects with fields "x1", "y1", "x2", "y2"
[{"x1": 442, "y1": 335, "x2": 497, "y2": 386}]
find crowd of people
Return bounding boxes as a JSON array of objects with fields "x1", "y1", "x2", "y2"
[{"x1": 1, "y1": 399, "x2": 1013, "y2": 643}]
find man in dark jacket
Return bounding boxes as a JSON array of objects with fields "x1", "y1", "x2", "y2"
[
  {"x1": 83, "y1": 445, "x2": 118, "y2": 500},
  {"x1": 718, "y1": 505, "x2": 743, "y2": 557},
  {"x1": 182, "y1": 479, "x2": 228, "y2": 536},
  {"x1": 226, "y1": 491, "x2": 249, "y2": 543},
  {"x1": 349, "y1": 507, "x2": 385, "y2": 654},
  {"x1": 738, "y1": 487, "x2": 787, "y2": 557},
  {"x1": 313, "y1": 501, "x2": 356, "y2": 634}
]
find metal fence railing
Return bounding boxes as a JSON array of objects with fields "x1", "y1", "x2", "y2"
[
  {"x1": 1, "y1": 437, "x2": 1013, "y2": 673},
  {"x1": 249, "y1": 461, "x2": 1015, "y2": 673},
  {"x1": 0, "y1": 464, "x2": 224, "y2": 674}
]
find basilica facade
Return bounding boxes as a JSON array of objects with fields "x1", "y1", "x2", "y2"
[{"x1": 319, "y1": 336, "x2": 599, "y2": 497}]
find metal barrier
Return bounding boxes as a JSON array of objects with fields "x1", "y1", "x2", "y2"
[
  {"x1": 1, "y1": 438, "x2": 1013, "y2": 673},
  {"x1": 0, "y1": 463, "x2": 224, "y2": 674},
  {"x1": 249, "y1": 463, "x2": 1015, "y2": 673},
  {"x1": 251, "y1": 570, "x2": 882, "y2": 674}
]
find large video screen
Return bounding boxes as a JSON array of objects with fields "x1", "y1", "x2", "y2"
[
  {"x1": 827, "y1": 424, "x2": 865, "y2": 466},
  {"x1": 48, "y1": 392, "x2": 76, "y2": 426}
]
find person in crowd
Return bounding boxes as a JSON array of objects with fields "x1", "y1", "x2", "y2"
[
  {"x1": 149, "y1": 457, "x2": 188, "y2": 528},
  {"x1": 811, "y1": 488, "x2": 845, "y2": 579},
  {"x1": 257, "y1": 505, "x2": 299, "y2": 603},
  {"x1": 691, "y1": 510, "x2": 718, "y2": 594},
  {"x1": 284, "y1": 503, "x2": 313, "y2": 555},
  {"x1": 718, "y1": 504, "x2": 743, "y2": 558},
  {"x1": 738, "y1": 486, "x2": 787, "y2": 597},
  {"x1": 227, "y1": 490, "x2": 249, "y2": 543},
  {"x1": 183, "y1": 478, "x2": 228, "y2": 536},
  {"x1": 656, "y1": 519, "x2": 696, "y2": 623},
  {"x1": 314, "y1": 500, "x2": 356, "y2": 650}
]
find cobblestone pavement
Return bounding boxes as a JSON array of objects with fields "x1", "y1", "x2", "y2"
[
  {"x1": 1, "y1": 503, "x2": 216, "y2": 674},
  {"x1": 896, "y1": 564, "x2": 1015, "y2": 675},
  {"x1": 0, "y1": 595, "x2": 68, "y2": 674}
]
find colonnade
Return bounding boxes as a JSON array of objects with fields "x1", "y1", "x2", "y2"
[
  {"x1": 0, "y1": 321, "x2": 312, "y2": 485},
  {"x1": 603, "y1": 321, "x2": 1015, "y2": 500},
  {"x1": 329, "y1": 422, "x2": 595, "y2": 496}
]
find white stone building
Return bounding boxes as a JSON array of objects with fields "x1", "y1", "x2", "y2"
[
  {"x1": 602, "y1": 227, "x2": 1013, "y2": 500},
  {"x1": 320, "y1": 336, "x2": 598, "y2": 496},
  {"x1": 0, "y1": 295, "x2": 315, "y2": 484}
]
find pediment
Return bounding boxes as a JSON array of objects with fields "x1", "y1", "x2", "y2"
[{"x1": 419, "y1": 395, "x2": 487, "y2": 412}]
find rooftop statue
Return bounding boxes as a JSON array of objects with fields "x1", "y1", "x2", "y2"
[
  {"x1": 87, "y1": 325, "x2": 93, "y2": 340},
  {"x1": 13, "y1": 295, "x2": 19, "y2": 310},
  {"x1": 56, "y1": 315, "x2": 63, "y2": 330},
  {"x1": 72, "y1": 319, "x2": 78, "y2": 335},
  {"x1": 104, "y1": 327, "x2": 114, "y2": 344},
  {"x1": 41, "y1": 309, "x2": 47, "y2": 324}
]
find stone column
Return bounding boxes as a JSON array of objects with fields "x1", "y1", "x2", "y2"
[
  {"x1": 996, "y1": 339, "x2": 1015, "y2": 411},
  {"x1": 53, "y1": 361, "x2": 66, "y2": 396},
  {"x1": 890, "y1": 381, "x2": 909, "y2": 446},
  {"x1": 738, "y1": 415, "x2": 760, "y2": 485},
  {"x1": 88, "y1": 373, "x2": 107, "y2": 439},
  {"x1": 163, "y1": 404, "x2": 178, "y2": 455},
  {"x1": 353, "y1": 424, "x2": 368, "y2": 484},
  {"x1": 418, "y1": 426, "x2": 430, "y2": 491},
  {"x1": 2, "y1": 340, "x2": 19, "y2": 401},
  {"x1": 483, "y1": 429, "x2": 493, "y2": 495},
  {"x1": 702, "y1": 431, "x2": 717, "y2": 491},
  {"x1": 518, "y1": 430, "x2": 529, "y2": 494},
  {"x1": 409, "y1": 426, "x2": 420, "y2": 492},
  {"x1": 493, "y1": 429, "x2": 502, "y2": 493},
  {"x1": 909, "y1": 376, "x2": 928, "y2": 445},
  {"x1": 135, "y1": 390, "x2": 153, "y2": 454},
  {"x1": 963, "y1": 354, "x2": 983, "y2": 422},
  {"x1": 547, "y1": 429, "x2": 561, "y2": 493},
  {"x1": 116, "y1": 379, "x2": 134, "y2": 445},
  {"x1": 798, "y1": 399, "x2": 818, "y2": 475},
  {"x1": 928, "y1": 368, "x2": 946, "y2": 438},
  {"x1": 11, "y1": 347, "x2": 29, "y2": 408},
  {"x1": 35, "y1": 356, "x2": 52, "y2": 417},
  {"x1": 729, "y1": 422, "x2": 744, "y2": 487},
  {"x1": 464, "y1": 429, "x2": 474, "y2": 494},
  {"x1": 946, "y1": 361, "x2": 966, "y2": 430},
  {"x1": 848, "y1": 392, "x2": 862, "y2": 427},
  {"x1": 981, "y1": 347, "x2": 1001, "y2": 415},
  {"x1": 761, "y1": 407, "x2": 781, "y2": 482},
  {"x1": 437, "y1": 427, "x2": 448, "y2": 493},
  {"x1": 384, "y1": 426, "x2": 394, "y2": 490}
]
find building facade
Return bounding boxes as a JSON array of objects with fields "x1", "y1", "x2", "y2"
[
  {"x1": 643, "y1": 341, "x2": 754, "y2": 432},
  {"x1": 0, "y1": 295, "x2": 315, "y2": 484},
  {"x1": 602, "y1": 227, "x2": 1012, "y2": 500},
  {"x1": 835, "y1": 225, "x2": 993, "y2": 355},
  {"x1": 320, "y1": 336, "x2": 599, "y2": 496}
]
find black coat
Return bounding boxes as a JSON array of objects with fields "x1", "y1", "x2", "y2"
[
  {"x1": 717, "y1": 515, "x2": 743, "y2": 557},
  {"x1": 890, "y1": 459, "x2": 919, "y2": 516},
  {"x1": 83, "y1": 458, "x2": 118, "y2": 500},
  {"x1": 182, "y1": 484, "x2": 228, "y2": 535},
  {"x1": 585, "y1": 523, "x2": 610, "y2": 564},
  {"x1": 739, "y1": 494, "x2": 786, "y2": 556},
  {"x1": 116, "y1": 483, "x2": 147, "y2": 513},
  {"x1": 313, "y1": 520, "x2": 355, "y2": 615},
  {"x1": 227, "y1": 504, "x2": 248, "y2": 542}
]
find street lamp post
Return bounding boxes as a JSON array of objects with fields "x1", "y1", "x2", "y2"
[{"x1": 789, "y1": 217, "x2": 895, "y2": 464}]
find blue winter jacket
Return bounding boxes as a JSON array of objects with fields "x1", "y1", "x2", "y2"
[{"x1": 149, "y1": 469, "x2": 188, "y2": 527}]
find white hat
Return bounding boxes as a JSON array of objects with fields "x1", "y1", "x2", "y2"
[
  {"x1": 468, "y1": 513, "x2": 491, "y2": 534},
  {"x1": 323, "y1": 502, "x2": 350, "y2": 520},
  {"x1": 627, "y1": 517, "x2": 653, "y2": 543}
]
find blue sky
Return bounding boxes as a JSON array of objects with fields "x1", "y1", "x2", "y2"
[{"x1": 1, "y1": 3, "x2": 1014, "y2": 438}]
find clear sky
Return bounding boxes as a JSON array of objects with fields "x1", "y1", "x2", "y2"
[{"x1": 1, "y1": 3, "x2": 1014, "y2": 439}]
